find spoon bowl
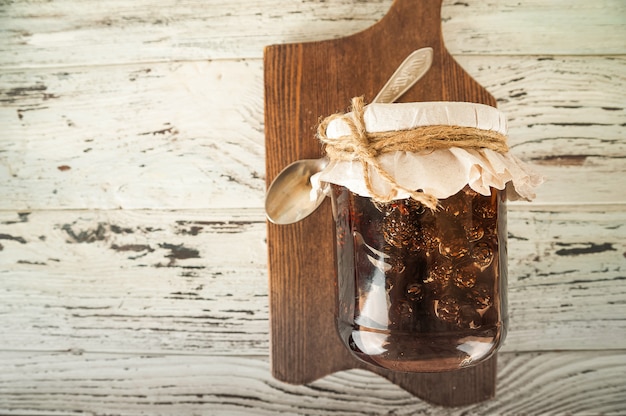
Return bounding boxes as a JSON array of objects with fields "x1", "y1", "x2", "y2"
[{"x1": 265, "y1": 157, "x2": 329, "y2": 225}]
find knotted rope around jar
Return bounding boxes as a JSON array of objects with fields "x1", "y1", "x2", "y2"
[{"x1": 317, "y1": 96, "x2": 510, "y2": 210}]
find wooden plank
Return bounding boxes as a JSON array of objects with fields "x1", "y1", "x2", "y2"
[
  {"x1": 1, "y1": 57, "x2": 624, "y2": 210},
  {"x1": 0, "y1": 209, "x2": 270, "y2": 355},
  {"x1": 0, "y1": 204, "x2": 622, "y2": 355},
  {"x1": 0, "y1": 60, "x2": 266, "y2": 210},
  {"x1": 0, "y1": 0, "x2": 624, "y2": 68},
  {"x1": 0, "y1": 350, "x2": 624, "y2": 415},
  {"x1": 507, "y1": 206, "x2": 626, "y2": 351}
]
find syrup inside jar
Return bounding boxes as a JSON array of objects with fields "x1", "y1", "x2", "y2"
[{"x1": 332, "y1": 184, "x2": 508, "y2": 372}]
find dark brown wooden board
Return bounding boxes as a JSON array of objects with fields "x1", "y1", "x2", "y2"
[{"x1": 264, "y1": 0, "x2": 498, "y2": 406}]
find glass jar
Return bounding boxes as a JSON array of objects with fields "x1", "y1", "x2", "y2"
[{"x1": 332, "y1": 184, "x2": 507, "y2": 372}]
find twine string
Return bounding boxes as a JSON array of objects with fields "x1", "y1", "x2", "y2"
[{"x1": 317, "y1": 96, "x2": 509, "y2": 210}]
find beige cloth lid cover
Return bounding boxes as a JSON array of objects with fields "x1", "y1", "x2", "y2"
[{"x1": 311, "y1": 101, "x2": 543, "y2": 202}]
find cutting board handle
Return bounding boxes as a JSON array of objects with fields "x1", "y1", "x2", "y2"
[{"x1": 386, "y1": 0, "x2": 444, "y2": 32}]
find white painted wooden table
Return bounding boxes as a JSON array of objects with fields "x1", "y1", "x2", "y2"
[{"x1": 1, "y1": 0, "x2": 625, "y2": 414}]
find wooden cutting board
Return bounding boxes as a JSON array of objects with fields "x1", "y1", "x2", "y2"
[{"x1": 264, "y1": 0, "x2": 498, "y2": 406}]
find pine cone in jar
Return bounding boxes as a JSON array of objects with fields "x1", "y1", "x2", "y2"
[
  {"x1": 420, "y1": 217, "x2": 441, "y2": 254},
  {"x1": 453, "y1": 262, "x2": 479, "y2": 289},
  {"x1": 433, "y1": 295, "x2": 461, "y2": 326},
  {"x1": 380, "y1": 201, "x2": 422, "y2": 250},
  {"x1": 472, "y1": 241, "x2": 494, "y2": 271},
  {"x1": 442, "y1": 188, "x2": 472, "y2": 219},
  {"x1": 467, "y1": 284, "x2": 494, "y2": 313},
  {"x1": 424, "y1": 256, "x2": 454, "y2": 295},
  {"x1": 438, "y1": 230, "x2": 471, "y2": 259},
  {"x1": 464, "y1": 223, "x2": 485, "y2": 242},
  {"x1": 434, "y1": 294, "x2": 482, "y2": 329},
  {"x1": 406, "y1": 282, "x2": 425, "y2": 302}
]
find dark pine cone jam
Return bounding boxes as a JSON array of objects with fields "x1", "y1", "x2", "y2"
[{"x1": 332, "y1": 185, "x2": 507, "y2": 372}]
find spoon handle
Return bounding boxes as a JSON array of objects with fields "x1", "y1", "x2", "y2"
[{"x1": 372, "y1": 47, "x2": 433, "y2": 104}]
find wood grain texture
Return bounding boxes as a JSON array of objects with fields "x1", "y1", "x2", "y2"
[
  {"x1": 0, "y1": 208, "x2": 623, "y2": 354},
  {"x1": 1, "y1": 0, "x2": 624, "y2": 68},
  {"x1": 0, "y1": 60, "x2": 266, "y2": 210},
  {"x1": 0, "y1": 206, "x2": 626, "y2": 355},
  {"x1": 0, "y1": 209, "x2": 269, "y2": 355},
  {"x1": 0, "y1": 0, "x2": 624, "y2": 412},
  {"x1": 0, "y1": 351, "x2": 624, "y2": 415},
  {"x1": 1, "y1": 57, "x2": 623, "y2": 210}
]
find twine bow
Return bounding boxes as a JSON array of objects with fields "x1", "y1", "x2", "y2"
[{"x1": 317, "y1": 97, "x2": 509, "y2": 210}]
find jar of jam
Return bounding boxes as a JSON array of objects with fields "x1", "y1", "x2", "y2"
[
  {"x1": 331, "y1": 184, "x2": 507, "y2": 372},
  {"x1": 314, "y1": 99, "x2": 541, "y2": 372}
]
